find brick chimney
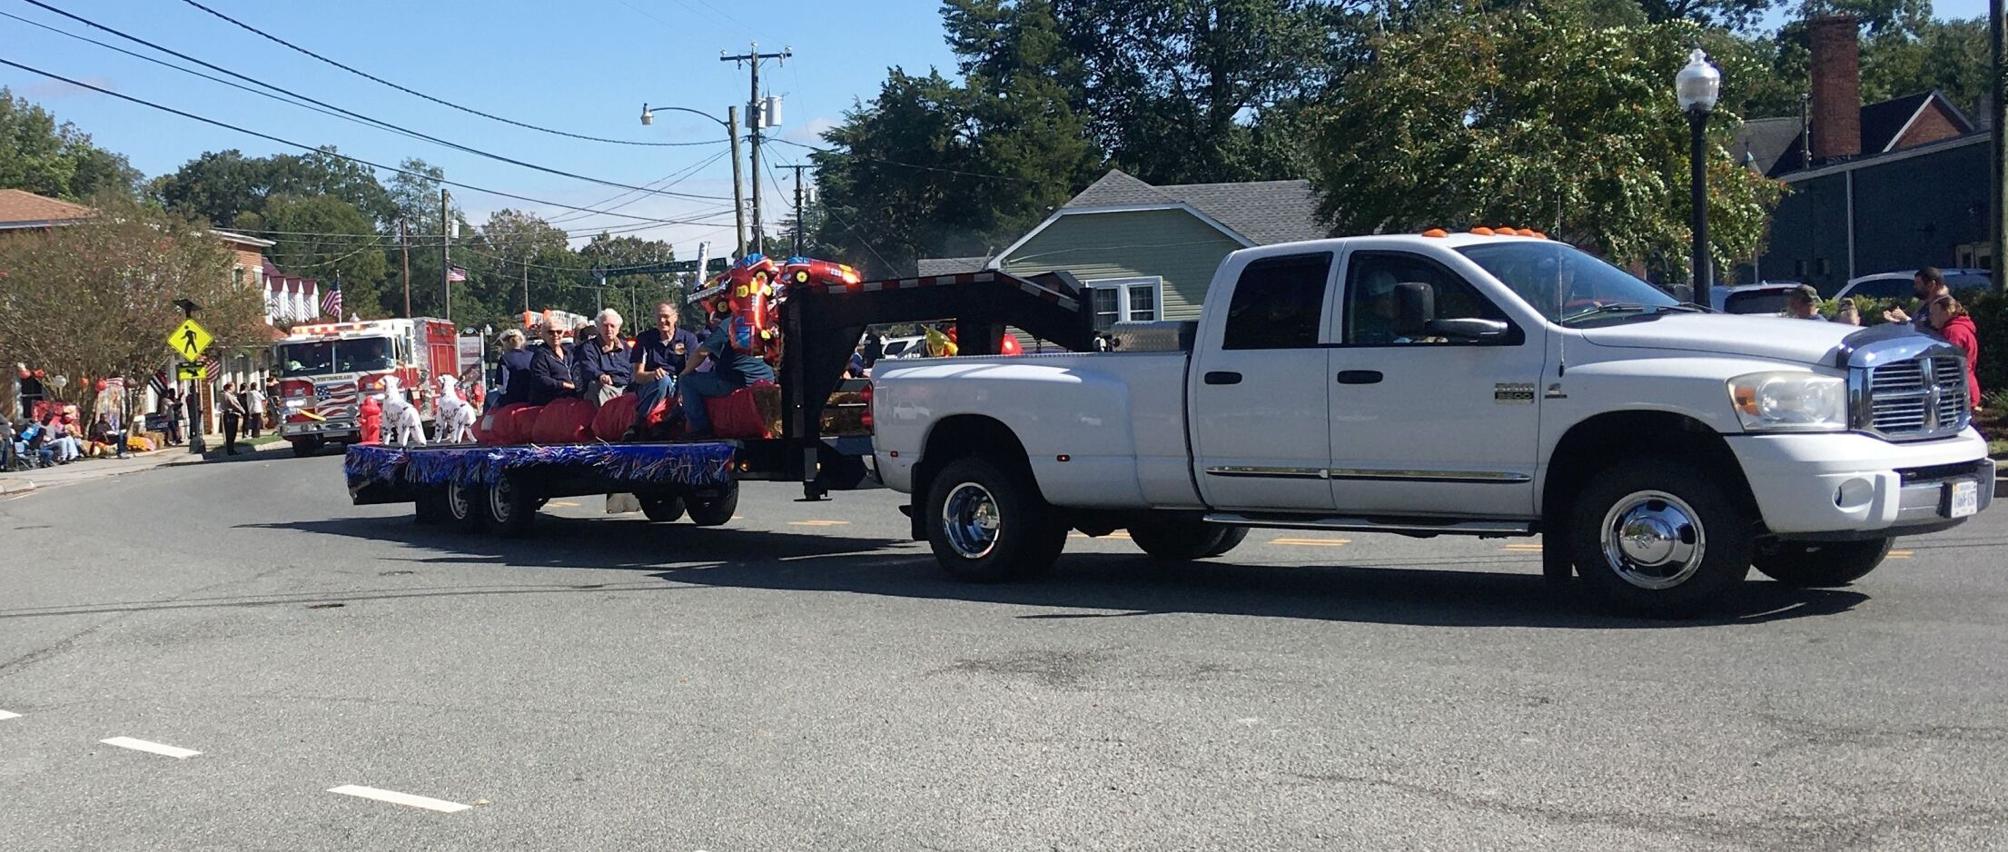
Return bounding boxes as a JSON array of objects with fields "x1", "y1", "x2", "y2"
[{"x1": 1808, "y1": 14, "x2": 1862, "y2": 162}]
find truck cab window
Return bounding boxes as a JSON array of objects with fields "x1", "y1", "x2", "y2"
[
  {"x1": 1221, "y1": 253, "x2": 1332, "y2": 350},
  {"x1": 1344, "y1": 253, "x2": 1505, "y2": 344}
]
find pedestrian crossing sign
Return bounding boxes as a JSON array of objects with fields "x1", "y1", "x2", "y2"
[{"x1": 167, "y1": 319, "x2": 213, "y2": 360}]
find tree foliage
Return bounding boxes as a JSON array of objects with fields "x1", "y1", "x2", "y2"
[
  {"x1": 0, "y1": 87, "x2": 140, "y2": 200},
  {"x1": 0, "y1": 194, "x2": 267, "y2": 419},
  {"x1": 1310, "y1": 7, "x2": 1784, "y2": 278},
  {"x1": 152, "y1": 146, "x2": 395, "y2": 229}
]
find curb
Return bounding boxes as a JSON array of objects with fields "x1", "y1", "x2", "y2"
[{"x1": 0, "y1": 479, "x2": 36, "y2": 496}]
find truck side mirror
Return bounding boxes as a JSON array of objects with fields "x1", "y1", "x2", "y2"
[{"x1": 1394, "y1": 282, "x2": 1434, "y2": 337}]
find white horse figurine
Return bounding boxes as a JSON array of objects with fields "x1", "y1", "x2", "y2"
[
  {"x1": 433, "y1": 375, "x2": 476, "y2": 443},
  {"x1": 379, "y1": 375, "x2": 427, "y2": 447}
]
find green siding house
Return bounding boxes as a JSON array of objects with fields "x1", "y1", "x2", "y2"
[{"x1": 918, "y1": 169, "x2": 1329, "y2": 333}]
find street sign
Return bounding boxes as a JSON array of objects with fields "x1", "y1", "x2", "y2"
[
  {"x1": 175, "y1": 362, "x2": 207, "y2": 381},
  {"x1": 167, "y1": 319, "x2": 213, "y2": 360}
]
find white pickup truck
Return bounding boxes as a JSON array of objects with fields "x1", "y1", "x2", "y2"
[{"x1": 869, "y1": 233, "x2": 1995, "y2": 615}]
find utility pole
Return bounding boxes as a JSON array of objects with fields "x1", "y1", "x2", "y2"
[
  {"x1": 1993, "y1": 0, "x2": 2006, "y2": 290},
  {"x1": 439, "y1": 188, "x2": 452, "y2": 321},
  {"x1": 723, "y1": 43, "x2": 791, "y2": 257},
  {"x1": 521, "y1": 255, "x2": 530, "y2": 314},
  {"x1": 727, "y1": 105, "x2": 747, "y2": 259},
  {"x1": 399, "y1": 218, "x2": 411, "y2": 318},
  {"x1": 789, "y1": 163, "x2": 808, "y2": 257}
]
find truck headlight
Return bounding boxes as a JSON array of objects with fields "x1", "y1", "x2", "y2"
[
  {"x1": 1727, "y1": 371, "x2": 1846, "y2": 432},
  {"x1": 284, "y1": 398, "x2": 304, "y2": 409}
]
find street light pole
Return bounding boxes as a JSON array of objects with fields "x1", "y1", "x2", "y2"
[
  {"x1": 1676, "y1": 49, "x2": 1722, "y2": 306},
  {"x1": 641, "y1": 102, "x2": 746, "y2": 258}
]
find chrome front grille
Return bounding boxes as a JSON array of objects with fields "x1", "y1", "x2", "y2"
[{"x1": 1858, "y1": 354, "x2": 1969, "y2": 440}]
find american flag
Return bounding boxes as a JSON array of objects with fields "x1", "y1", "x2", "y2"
[
  {"x1": 321, "y1": 277, "x2": 343, "y2": 317},
  {"x1": 314, "y1": 380, "x2": 358, "y2": 417},
  {"x1": 447, "y1": 266, "x2": 467, "y2": 283}
]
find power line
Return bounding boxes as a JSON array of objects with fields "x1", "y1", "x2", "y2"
[
  {"x1": 0, "y1": 57, "x2": 741, "y2": 226},
  {"x1": 769, "y1": 137, "x2": 1040, "y2": 183},
  {"x1": 174, "y1": 0, "x2": 722, "y2": 148},
  {"x1": 15, "y1": 0, "x2": 732, "y2": 201},
  {"x1": 547, "y1": 149, "x2": 731, "y2": 226}
]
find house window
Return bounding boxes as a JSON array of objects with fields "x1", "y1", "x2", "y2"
[
  {"x1": 232, "y1": 266, "x2": 244, "y2": 288},
  {"x1": 1087, "y1": 277, "x2": 1162, "y2": 330}
]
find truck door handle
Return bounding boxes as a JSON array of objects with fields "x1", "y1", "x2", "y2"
[
  {"x1": 1336, "y1": 370, "x2": 1383, "y2": 385},
  {"x1": 1203, "y1": 371, "x2": 1242, "y2": 385}
]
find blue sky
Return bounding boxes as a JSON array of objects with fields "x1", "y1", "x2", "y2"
[
  {"x1": 0, "y1": 0, "x2": 1992, "y2": 256},
  {"x1": 0, "y1": 0, "x2": 958, "y2": 255}
]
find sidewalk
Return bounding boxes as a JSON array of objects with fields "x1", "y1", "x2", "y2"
[{"x1": 0, "y1": 435, "x2": 288, "y2": 496}]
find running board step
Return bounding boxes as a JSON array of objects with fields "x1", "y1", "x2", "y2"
[{"x1": 1202, "y1": 513, "x2": 1532, "y2": 537}]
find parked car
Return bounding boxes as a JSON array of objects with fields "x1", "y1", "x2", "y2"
[
  {"x1": 1710, "y1": 282, "x2": 1806, "y2": 315},
  {"x1": 873, "y1": 232, "x2": 1994, "y2": 617},
  {"x1": 1835, "y1": 269, "x2": 1991, "y2": 302}
]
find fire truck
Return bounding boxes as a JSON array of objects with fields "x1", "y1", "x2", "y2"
[{"x1": 273, "y1": 318, "x2": 459, "y2": 457}]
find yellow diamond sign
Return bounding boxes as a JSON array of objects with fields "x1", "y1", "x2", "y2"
[{"x1": 167, "y1": 318, "x2": 213, "y2": 360}]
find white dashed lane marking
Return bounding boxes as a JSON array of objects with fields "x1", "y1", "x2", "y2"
[
  {"x1": 0, "y1": 709, "x2": 20, "y2": 721},
  {"x1": 328, "y1": 784, "x2": 471, "y2": 813},
  {"x1": 100, "y1": 737, "x2": 201, "y2": 759}
]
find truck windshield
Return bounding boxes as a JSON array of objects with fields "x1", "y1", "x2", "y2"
[
  {"x1": 276, "y1": 338, "x2": 394, "y2": 376},
  {"x1": 1457, "y1": 242, "x2": 1682, "y2": 324}
]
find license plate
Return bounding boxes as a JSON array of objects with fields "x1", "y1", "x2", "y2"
[{"x1": 1947, "y1": 480, "x2": 1979, "y2": 518}]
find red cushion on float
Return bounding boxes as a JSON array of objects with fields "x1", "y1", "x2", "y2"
[
  {"x1": 531, "y1": 397, "x2": 595, "y2": 444},
  {"x1": 475, "y1": 403, "x2": 525, "y2": 444},
  {"x1": 591, "y1": 396, "x2": 638, "y2": 442},
  {"x1": 503, "y1": 404, "x2": 544, "y2": 444},
  {"x1": 704, "y1": 384, "x2": 773, "y2": 440}
]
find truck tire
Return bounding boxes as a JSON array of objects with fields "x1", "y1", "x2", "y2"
[
  {"x1": 1753, "y1": 538, "x2": 1892, "y2": 587},
  {"x1": 686, "y1": 482, "x2": 739, "y2": 527},
  {"x1": 926, "y1": 457, "x2": 1066, "y2": 582},
  {"x1": 1129, "y1": 520, "x2": 1247, "y2": 561},
  {"x1": 445, "y1": 480, "x2": 483, "y2": 529},
  {"x1": 1569, "y1": 458, "x2": 1753, "y2": 618},
  {"x1": 291, "y1": 437, "x2": 323, "y2": 458},
  {"x1": 483, "y1": 475, "x2": 537, "y2": 537},
  {"x1": 641, "y1": 494, "x2": 688, "y2": 523}
]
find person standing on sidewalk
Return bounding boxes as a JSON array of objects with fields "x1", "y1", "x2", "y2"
[
  {"x1": 245, "y1": 382, "x2": 264, "y2": 439},
  {"x1": 219, "y1": 382, "x2": 246, "y2": 455},
  {"x1": 161, "y1": 385, "x2": 183, "y2": 446}
]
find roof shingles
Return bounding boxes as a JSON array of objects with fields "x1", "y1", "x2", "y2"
[{"x1": 0, "y1": 189, "x2": 94, "y2": 227}]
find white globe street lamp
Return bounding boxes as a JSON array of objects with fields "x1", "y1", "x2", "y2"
[{"x1": 1678, "y1": 49, "x2": 1722, "y2": 304}]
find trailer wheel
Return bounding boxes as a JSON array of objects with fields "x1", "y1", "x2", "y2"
[
  {"x1": 686, "y1": 482, "x2": 739, "y2": 527},
  {"x1": 926, "y1": 456, "x2": 1066, "y2": 582},
  {"x1": 445, "y1": 480, "x2": 483, "y2": 529},
  {"x1": 484, "y1": 475, "x2": 538, "y2": 537},
  {"x1": 640, "y1": 494, "x2": 688, "y2": 523}
]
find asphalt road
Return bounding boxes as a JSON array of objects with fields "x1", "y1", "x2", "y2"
[{"x1": 2, "y1": 452, "x2": 2006, "y2": 850}]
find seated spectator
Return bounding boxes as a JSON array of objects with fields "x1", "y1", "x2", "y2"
[
  {"x1": 88, "y1": 412, "x2": 128, "y2": 459},
  {"x1": 678, "y1": 303, "x2": 777, "y2": 438},
  {"x1": 526, "y1": 323, "x2": 577, "y2": 406},
  {"x1": 630, "y1": 302, "x2": 702, "y2": 424},
  {"x1": 45, "y1": 415, "x2": 80, "y2": 464}
]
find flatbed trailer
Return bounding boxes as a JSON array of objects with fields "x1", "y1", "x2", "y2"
[{"x1": 342, "y1": 267, "x2": 1097, "y2": 534}]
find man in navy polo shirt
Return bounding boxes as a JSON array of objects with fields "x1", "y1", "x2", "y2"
[{"x1": 629, "y1": 302, "x2": 702, "y2": 418}]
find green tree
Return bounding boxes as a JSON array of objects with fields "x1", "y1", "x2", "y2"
[
  {"x1": 1309, "y1": 7, "x2": 1784, "y2": 279},
  {"x1": 152, "y1": 146, "x2": 394, "y2": 229},
  {"x1": 579, "y1": 233, "x2": 682, "y2": 320},
  {"x1": 0, "y1": 193, "x2": 266, "y2": 421},
  {"x1": 1860, "y1": 16, "x2": 1989, "y2": 115},
  {"x1": 0, "y1": 87, "x2": 140, "y2": 200},
  {"x1": 237, "y1": 195, "x2": 391, "y2": 319}
]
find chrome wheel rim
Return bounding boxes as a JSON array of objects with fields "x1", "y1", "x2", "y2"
[
  {"x1": 446, "y1": 483, "x2": 472, "y2": 519},
  {"x1": 1600, "y1": 490, "x2": 1706, "y2": 591},
  {"x1": 941, "y1": 482, "x2": 1000, "y2": 559},
  {"x1": 489, "y1": 478, "x2": 516, "y2": 523}
]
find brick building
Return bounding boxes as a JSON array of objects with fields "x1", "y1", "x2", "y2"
[{"x1": 1737, "y1": 15, "x2": 1989, "y2": 291}]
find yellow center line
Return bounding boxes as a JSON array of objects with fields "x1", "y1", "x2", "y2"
[
  {"x1": 1069, "y1": 532, "x2": 1131, "y2": 540},
  {"x1": 547, "y1": 501, "x2": 580, "y2": 508},
  {"x1": 1272, "y1": 537, "x2": 1352, "y2": 547},
  {"x1": 788, "y1": 520, "x2": 850, "y2": 527},
  {"x1": 1887, "y1": 549, "x2": 1913, "y2": 559}
]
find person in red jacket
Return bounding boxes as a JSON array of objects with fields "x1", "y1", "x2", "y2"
[{"x1": 1928, "y1": 295, "x2": 1983, "y2": 410}]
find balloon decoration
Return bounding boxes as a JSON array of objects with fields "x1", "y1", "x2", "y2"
[
  {"x1": 94, "y1": 378, "x2": 110, "y2": 393},
  {"x1": 702, "y1": 254, "x2": 784, "y2": 366}
]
